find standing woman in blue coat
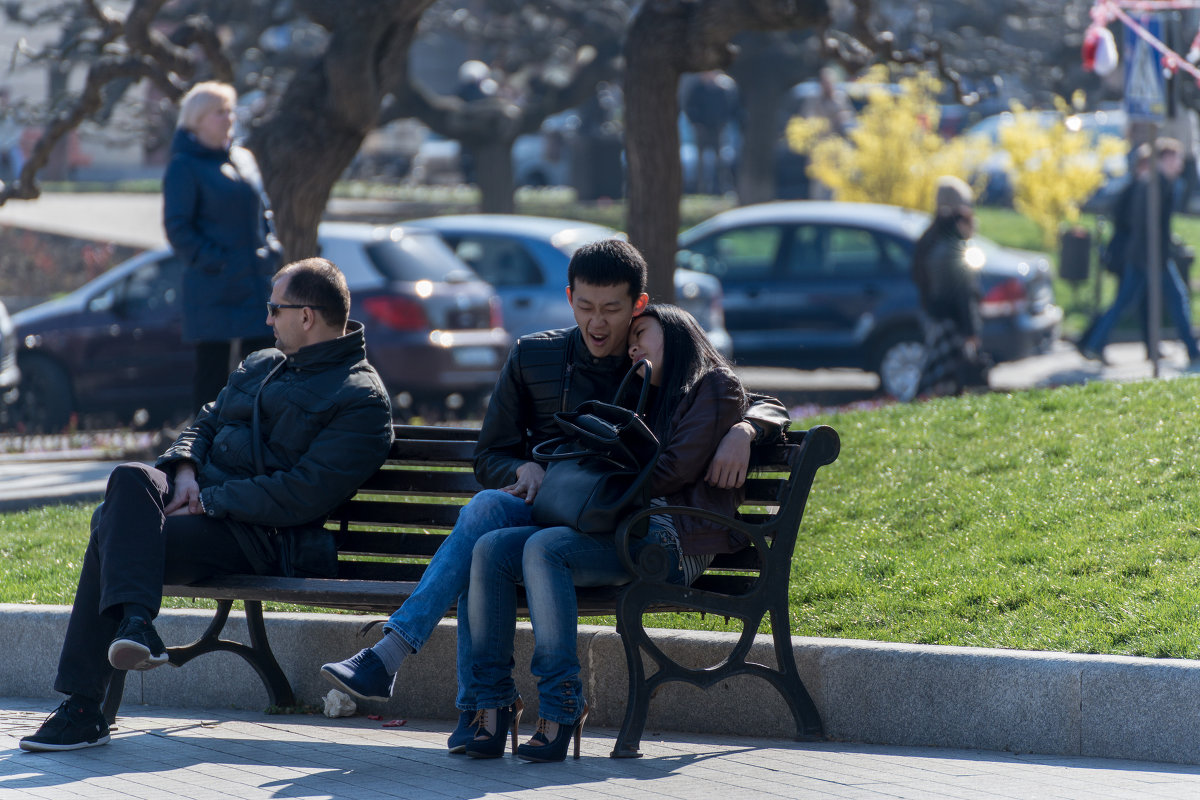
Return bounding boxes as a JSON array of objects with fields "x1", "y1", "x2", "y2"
[{"x1": 164, "y1": 81, "x2": 282, "y2": 414}]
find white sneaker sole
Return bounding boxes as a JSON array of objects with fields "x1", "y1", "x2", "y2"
[{"x1": 108, "y1": 639, "x2": 170, "y2": 672}]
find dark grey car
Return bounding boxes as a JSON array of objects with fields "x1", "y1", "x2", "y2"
[{"x1": 677, "y1": 201, "x2": 1062, "y2": 399}]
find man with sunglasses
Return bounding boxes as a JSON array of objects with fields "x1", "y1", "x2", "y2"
[{"x1": 20, "y1": 257, "x2": 394, "y2": 753}]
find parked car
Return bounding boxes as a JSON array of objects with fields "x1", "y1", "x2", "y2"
[
  {"x1": 8, "y1": 223, "x2": 510, "y2": 431},
  {"x1": 676, "y1": 201, "x2": 1063, "y2": 399},
  {"x1": 405, "y1": 214, "x2": 732, "y2": 355},
  {"x1": 0, "y1": 299, "x2": 20, "y2": 420}
]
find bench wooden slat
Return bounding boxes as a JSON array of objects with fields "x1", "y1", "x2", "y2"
[
  {"x1": 330, "y1": 500, "x2": 464, "y2": 528},
  {"x1": 386, "y1": 439, "x2": 478, "y2": 463},
  {"x1": 354, "y1": 469, "x2": 481, "y2": 497},
  {"x1": 336, "y1": 530, "x2": 449, "y2": 558}
]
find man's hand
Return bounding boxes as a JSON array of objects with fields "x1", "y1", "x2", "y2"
[
  {"x1": 165, "y1": 462, "x2": 203, "y2": 516},
  {"x1": 501, "y1": 461, "x2": 545, "y2": 504},
  {"x1": 705, "y1": 421, "x2": 754, "y2": 489}
]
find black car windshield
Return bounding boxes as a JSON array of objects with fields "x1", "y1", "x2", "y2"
[{"x1": 365, "y1": 234, "x2": 476, "y2": 283}]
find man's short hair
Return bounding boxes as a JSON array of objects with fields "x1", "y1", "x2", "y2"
[
  {"x1": 567, "y1": 238, "x2": 648, "y2": 300},
  {"x1": 274, "y1": 257, "x2": 350, "y2": 328},
  {"x1": 177, "y1": 81, "x2": 237, "y2": 132}
]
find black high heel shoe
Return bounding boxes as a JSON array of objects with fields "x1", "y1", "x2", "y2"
[
  {"x1": 464, "y1": 698, "x2": 524, "y2": 759},
  {"x1": 516, "y1": 704, "x2": 589, "y2": 762}
]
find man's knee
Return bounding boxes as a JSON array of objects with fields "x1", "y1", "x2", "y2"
[{"x1": 106, "y1": 462, "x2": 166, "y2": 495}]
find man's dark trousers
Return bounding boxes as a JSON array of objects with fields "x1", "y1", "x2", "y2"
[{"x1": 53, "y1": 463, "x2": 257, "y2": 702}]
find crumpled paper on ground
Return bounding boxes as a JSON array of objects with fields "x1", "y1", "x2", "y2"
[{"x1": 322, "y1": 688, "x2": 357, "y2": 718}]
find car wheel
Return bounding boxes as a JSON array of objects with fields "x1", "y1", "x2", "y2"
[
  {"x1": 875, "y1": 335, "x2": 926, "y2": 402},
  {"x1": 13, "y1": 355, "x2": 74, "y2": 433}
]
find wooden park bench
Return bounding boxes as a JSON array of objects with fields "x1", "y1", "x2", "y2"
[{"x1": 103, "y1": 422, "x2": 840, "y2": 758}]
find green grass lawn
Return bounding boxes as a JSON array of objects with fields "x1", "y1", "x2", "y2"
[{"x1": 8, "y1": 377, "x2": 1200, "y2": 659}]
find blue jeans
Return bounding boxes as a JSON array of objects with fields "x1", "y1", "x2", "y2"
[
  {"x1": 1083, "y1": 261, "x2": 1200, "y2": 360},
  {"x1": 382, "y1": 489, "x2": 531, "y2": 709},
  {"x1": 466, "y1": 524, "x2": 685, "y2": 724}
]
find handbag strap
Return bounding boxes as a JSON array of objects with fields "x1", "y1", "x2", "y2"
[
  {"x1": 531, "y1": 436, "x2": 627, "y2": 468},
  {"x1": 613, "y1": 359, "x2": 652, "y2": 414}
]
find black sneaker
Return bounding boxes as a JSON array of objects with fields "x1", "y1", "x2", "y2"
[
  {"x1": 19, "y1": 699, "x2": 110, "y2": 752},
  {"x1": 107, "y1": 616, "x2": 169, "y2": 671}
]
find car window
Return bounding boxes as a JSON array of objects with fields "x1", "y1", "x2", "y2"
[
  {"x1": 447, "y1": 236, "x2": 543, "y2": 287},
  {"x1": 681, "y1": 226, "x2": 781, "y2": 281},
  {"x1": 365, "y1": 234, "x2": 476, "y2": 282},
  {"x1": 88, "y1": 256, "x2": 183, "y2": 315},
  {"x1": 781, "y1": 225, "x2": 826, "y2": 277},
  {"x1": 826, "y1": 227, "x2": 880, "y2": 276}
]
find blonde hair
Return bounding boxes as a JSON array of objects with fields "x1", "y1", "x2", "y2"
[{"x1": 177, "y1": 81, "x2": 236, "y2": 132}]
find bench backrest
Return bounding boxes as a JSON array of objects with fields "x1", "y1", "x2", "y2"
[{"x1": 328, "y1": 423, "x2": 840, "y2": 598}]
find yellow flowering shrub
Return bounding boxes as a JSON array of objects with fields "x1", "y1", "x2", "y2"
[
  {"x1": 785, "y1": 65, "x2": 985, "y2": 212},
  {"x1": 1000, "y1": 95, "x2": 1127, "y2": 249}
]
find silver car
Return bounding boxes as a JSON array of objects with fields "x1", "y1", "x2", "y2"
[{"x1": 406, "y1": 214, "x2": 732, "y2": 355}]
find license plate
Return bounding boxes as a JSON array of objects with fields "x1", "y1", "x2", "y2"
[{"x1": 453, "y1": 347, "x2": 498, "y2": 367}]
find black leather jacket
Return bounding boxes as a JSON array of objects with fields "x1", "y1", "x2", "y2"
[{"x1": 474, "y1": 327, "x2": 789, "y2": 489}]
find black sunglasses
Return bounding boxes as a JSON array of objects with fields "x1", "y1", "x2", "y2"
[{"x1": 267, "y1": 302, "x2": 325, "y2": 317}]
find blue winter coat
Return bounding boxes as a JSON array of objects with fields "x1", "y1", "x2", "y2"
[{"x1": 162, "y1": 129, "x2": 281, "y2": 342}]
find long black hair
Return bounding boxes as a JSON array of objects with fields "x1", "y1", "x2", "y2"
[{"x1": 633, "y1": 304, "x2": 748, "y2": 440}]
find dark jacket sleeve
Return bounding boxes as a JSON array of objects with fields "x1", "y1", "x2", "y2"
[
  {"x1": 473, "y1": 341, "x2": 532, "y2": 489},
  {"x1": 155, "y1": 384, "x2": 227, "y2": 472},
  {"x1": 743, "y1": 393, "x2": 789, "y2": 445},
  {"x1": 163, "y1": 156, "x2": 227, "y2": 273},
  {"x1": 649, "y1": 371, "x2": 746, "y2": 498},
  {"x1": 199, "y1": 387, "x2": 394, "y2": 526}
]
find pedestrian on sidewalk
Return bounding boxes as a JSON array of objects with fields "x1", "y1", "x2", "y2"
[{"x1": 1076, "y1": 138, "x2": 1200, "y2": 368}]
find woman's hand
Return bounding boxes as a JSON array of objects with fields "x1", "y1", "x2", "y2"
[
  {"x1": 502, "y1": 461, "x2": 546, "y2": 504},
  {"x1": 705, "y1": 421, "x2": 755, "y2": 489}
]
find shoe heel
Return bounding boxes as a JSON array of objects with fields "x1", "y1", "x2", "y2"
[
  {"x1": 510, "y1": 697, "x2": 524, "y2": 756},
  {"x1": 573, "y1": 704, "x2": 589, "y2": 759}
]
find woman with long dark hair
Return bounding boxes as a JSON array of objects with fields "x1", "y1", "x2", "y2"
[{"x1": 459, "y1": 304, "x2": 751, "y2": 762}]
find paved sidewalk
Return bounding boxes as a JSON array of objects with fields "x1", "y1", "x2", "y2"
[{"x1": 1, "y1": 698, "x2": 1199, "y2": 800}]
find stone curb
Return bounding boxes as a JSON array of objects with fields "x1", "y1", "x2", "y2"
[{"x1": 4, "y1": 603, "x2": 1200, "y2": 765}]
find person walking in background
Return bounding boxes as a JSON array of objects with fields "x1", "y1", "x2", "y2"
[
  {"x1": 910, "y1": 176, "x2": 987, "y2": 399},
  {"x1": 1077, "y1": 138, "x2": 1200, "y2": 369},
  {"x1": 163, "y1": 81, "x2": 283, "y2": 416},
  {"x1": 683, "y1": 70, "x2": 739, "y2": 195}
]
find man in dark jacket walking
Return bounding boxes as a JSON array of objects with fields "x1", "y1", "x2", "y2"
[
  {"x1": 321, "y1": 239, "x2": 789, "y2": 752},
  {"x1": 20, "y1": 257, "x2": 394, "y2": 753}
]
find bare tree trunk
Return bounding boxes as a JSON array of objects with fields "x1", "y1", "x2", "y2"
[
  {"x1": 249, "y1": 1, "x2": 434, "y2": 261},
  {"x1": 623, "y1": 0, "x2": 830, "y2": 305},
  {"x1": 626, "y1": 22, "x2": 683, "y2": 304},
  {"x1": 472, "y1": 140, "x2": 517, "y2": 215},
  {"x1": 729, "y1": 33, "x2": 816, "y2": 205}
]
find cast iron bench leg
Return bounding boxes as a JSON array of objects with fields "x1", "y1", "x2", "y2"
[
  {"x1": 168, "y1": 600, "x2": 295, "y2": 708},
  {"x1": 103, "y1": 599, "x2": 295, "y2": 724}
]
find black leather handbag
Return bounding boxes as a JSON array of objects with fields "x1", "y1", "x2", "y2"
[{"x1": 530, "y1": 360, "x2": 660, "y2": 534}]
